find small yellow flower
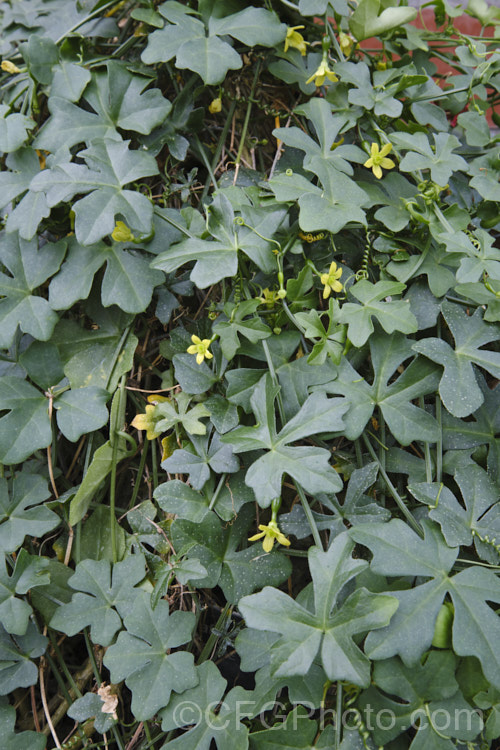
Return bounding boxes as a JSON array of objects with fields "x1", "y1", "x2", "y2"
[
  {"x1": 306, "y1": 59, "x2": 338, "y2": 87},
  {"x1": 131, "y1": 395, "x2": 169, "y2": 440},
  {"x1": 1, "y1": 60, "x2": 20, "y2": 74},
  {"x1": 363, "y1": 142, "x2": 396, "y2": 179},
  {"x1": 258, "y1": 288, "x2": 280, "y2": 308},
  {"x1": 320, "y1": 261, "x2": 343, "y2": 299},
  {"x1": 284, "y1": 26, "x2": 308, "y2": 56},
  {"x1": 209, "y1": 97, "x2": 222, "y2": 114},
  {"x1": 338, "y1": 32, "x2": 354, "y2": 57},
  {"x1": 248, "y1": 520, "x2": 291, "y2": 553},
  {"x1": 112, "y1": 221, "x2": 135, "y2": 242},
  {"x1": 187, "y1": 335, "x2": 213, "y2": 365}
]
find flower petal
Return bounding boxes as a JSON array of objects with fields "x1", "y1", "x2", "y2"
[{"x1": 262, "y1": 535, "x2": 274, "y2": 553}]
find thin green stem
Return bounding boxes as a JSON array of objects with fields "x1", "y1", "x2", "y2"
[
  {"x1": 151, "y1": 437, "x2": 159, "y2": 491},
  {"x1": 335, "y1": 682, "x2": 343, "y2": 750},
  {"x1": 294, "y1": 481, "x2": 324, "y2": 550},
  {"x1": 105, "y1": 326, "x2": 131, "y2": 392},
  {"x1": 201, "y1": 100, "x2": 237, "y2": 203},
  {"x1": 56, "y1": 0, "x2": 117, "y2": 43},
  {"x1": 209, "y1": 473, "x2": 227, "y2": 511},
  {"x1": 128, "y1": 438, "x2": 149, "y2": 510},
  {"x1": 379, "y1": 409, "x2": 386, "y2": 475},
  {"x1": 110, "y1": 376, "x2": 126, "y2": 564},
  {"x1": 354, "y1": 439, "x2": 363, "y2": 469},
  {"x1": 362, "y1": 434, "x2": 424, "y2": 537},
  {"x1": 154, "y1": 206, "x2": 196, "y2": 238},
  {"x1": 262, "y1": 338, "x2": 286, "y2": 424},
  {"x1": 419, "y1": 397, "x2": 434, "y2": 483},
  {"x1": 436, "y1": 395, "x2": 443, "y2": 484},
  {"x1": 193, "y1": 135, "x2": 217, "y2": 192},
  {"x1": 197, "y1": 603, "x2": 233, "y2": 664},
  {"x1": 234, "y1": 59, "x2": 262, "y2": 175},
  {"x1": 47, "y1": 630, "x2": 83, "y2": 698},
  {"x1": 436, "y1": 317, "x2": 443, "y2": 483}
]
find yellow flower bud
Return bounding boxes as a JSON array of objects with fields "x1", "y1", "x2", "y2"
[
  {"x1": 111, "y1": 221, "x2": 135, "y2": 243},
  {"x1": 1, "y1": 60, "x2": 21, "y2": 74},
  {"x1": 209, "y1": 97, "x2": 222, "y2": 114}
]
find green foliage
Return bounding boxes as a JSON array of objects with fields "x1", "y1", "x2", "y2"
[
  {"x1": 1, "y1": 0, "x2": 500, "y2": 747},
  {"x1": 239, "y1": 533, "x2": 398, "y2": 686}
]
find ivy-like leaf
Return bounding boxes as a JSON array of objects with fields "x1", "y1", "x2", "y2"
[
  {"x1": 36, "y1": 61, "x2": 172, "y2": 150},
  {"x1": 0, "y1": 550, "x2": 50, "y2": 635},
  {"x1": 409, "y1": 464, "x2": 500, "y2": 562},
  {"x1": 239, "y1": 532, "x2": 398, "y2": 686},
  {"x1": 221, "y1": 375, "x2": 348, "y2": 506},
  {"x1": 51, "y1": 302, "x2": 138, "y2": 392},
  {"x1": 163, "y1": 430, "x2": 239, "y2": 490},
  {"x1": 48, "y1": 236, "x2": 164, "y2": 313},
  {"x1": 0, "y1": 148, "x2": 50, "y2": 240},
  {"x1": 142, "y1": 3, "x2": 284, "y2": 84},
  {"x1": 155, "y1": 392, "x2": 210, "y2": 436},
  {"x1": 0, "y1": 232, "x2": 65, "y2": 349},
  {"x1": 171, "y1": 506, "x2": 292, "y2": 603},
  {"x1": 103, "y1": 591, "x2": 197, "y2": 720},
  {"x1": 31, "y1": 138, "x2": 158, "y2": 245},
  {"x1": 152, "y1": 195, "x2": 283, "y2": 288},
  {"x1": 0, "y1": 695, "x2": 46, "y2": 749},
  {"x1": 155, "y1": 471, "x2": 253, "y2": 524},
  {"x1": 337, "y1": 62, "x2": 405, "y2": 118},
  {"x1": 321, "y1": 331, "x2": 440, "y2": 444},
  {"x1": 50, "y1": 61, "x2": 91, "y2": 102},
  {"x1": 350, "y1": 519, "x2": 500, "y2": 689},
  {"x1": 357, "y1": 652, "x2": 482, "y2": 748},
  {"x1": 0, "y1": 622, "x2": 47, "y2": 697},
  {"x1": 50, "y1": 554, "x2": 145, "y2": 646},
  {"x1": 0, "y1": 377, "x2": 110, "y2": 464},
  {"x1": 0, "y1": 472, "x2": 59, "y2": 554},
  {"x1": 392, "y1": 132, "x2": 468, "y2": 185},
  {"x1": 349, "y1": 0, "x2": 417, "y2": 41},
  {"x1": 0, "y1": 378, "x2": 51, "y2": 465},
  {"x1": 439, "y1": 228, "x2": 500, "y2": 283},
  {"x1": 159, "y1": 661, "x2": 249, "y2": 750},
  {"x1": 273, "y1": 98, "x2": 365, "y2": 174},
  {"x1": 67, "y1": 691, "x2": 116, "y2": 735},
  {"x1": 0, "y1": 104, "x2": 35, "y2": 153},
  {"x1": 213, "y1": 300, "x2": 272, "y2": 360},
  {"x1": 413, "y1": 301, "x2": 500, "y2": 417},
  {"x1": 442, "y1": 374, "x2": 500, "y2": 481},
  {"x1": 268, "y1": 158, "x2": 368, "y2": 234},
  {"x1": 338, "y1": 280, "x2": 417, "y2": 347}
]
